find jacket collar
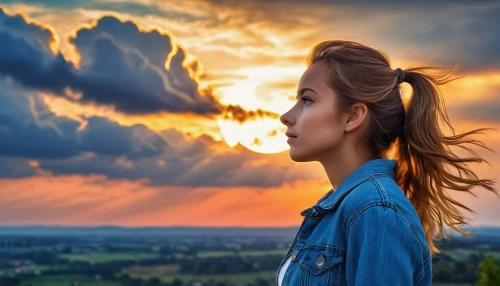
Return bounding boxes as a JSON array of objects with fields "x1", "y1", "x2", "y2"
[{"x1": 317, "y1": 159, "x2": 397, "y2": 210}]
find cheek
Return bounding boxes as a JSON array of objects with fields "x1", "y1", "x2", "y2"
[
  {"x1": 301, "y1": 109, "x2": 343, "y2": 136},
  {"x1": 290, "y1": 113, "x2": 343, "y2": 161},
  {"x1": 299, "y1": 111, "x2": 344, "y2": 148}
]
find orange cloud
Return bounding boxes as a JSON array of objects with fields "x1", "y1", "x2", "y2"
[
  {"x1": 0, "y1": 142, "x2": 497, "y2": 228},
  {"x1": 0, "y1": 174, "x2": 330, "y2": 227}
]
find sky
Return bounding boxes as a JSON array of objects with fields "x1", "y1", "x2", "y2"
[{"x1": 0, "y1": 0, "x2": 499, "y2": 228}]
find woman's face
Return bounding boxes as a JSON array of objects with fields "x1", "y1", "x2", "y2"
[{"x1": 280, "y1": 61, "x2": 347, "y2": 162}]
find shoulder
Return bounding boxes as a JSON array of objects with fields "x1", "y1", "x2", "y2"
[
  {"x1": 344, "y1": 205, "x2": 431, "y2": 283},
  {"x1": 337, "y1": 176, "x2": 430, "y2": 256},
  {"x1": 336, "y1": 176, "x2": 395, "y2": 219}
]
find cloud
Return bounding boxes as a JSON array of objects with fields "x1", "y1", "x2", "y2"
[
  {"x1": 0, "y1": 6, "x2": 318, "y2": 187},
  {"x1": 0, "y1": 172, "x2": 497, "y2": 227},
  {"x1": 69, "y1": 15, "x2": 221, "y2": 114},
  {"x1": 4, "y1": 0, "x2": 500, "y2": 75},
  {"x1": 188, "y1": 0, "x2": 500, "y2": 73},
  {"x1": 0, "y1": 6, "x2": 56, "y2": 53},
  {"x1": 0, "y1": 175, "x2": 333, "y2": 227},
  {"x1": 0, "y1": 0, "x2": 92, "y2": 10},
  {"x1": 0, "y1": 7, "x2": 221, "y2": 115},
  {"x1": 0, "y1": 5, "x2": 286, "y2": 130},
  {"x1": 80, "y1": 117, "x2": 168, "y2": 159},
  {"x1": 221, "y1": 105, "x2": 280, "y2": 123},
  {"x1": 450, "y1": 96, "x2": 500, "y2": 122},
  {"x1": 0, "y1": 80, "x2": 315, "y2": 187},
  {"x1": 35, "y1": 135, "x2": 312, "y2": 187},
  {"x1": 0, "y1": 157, "x2": 37, "y2": 178},
  {"x1": 1, "y1": 0, "x2": 209, "y2": 21},
  {"x1": 0, "y1": 88, "x2": 80, "y2": 160},
  {"x1": 0, "y1": 84, "x2": 167, "y2": 161}
]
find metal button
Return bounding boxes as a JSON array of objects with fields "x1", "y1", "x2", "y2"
[
  {"x1": 315, "y1": 254, "x2": 326, "y2": 268},
  {"x1": 290, "y1": 253, "x2": 297, "y2": 262},
  {"x1": 311, "y1": 207, "x2": 319, "y2": 217}
]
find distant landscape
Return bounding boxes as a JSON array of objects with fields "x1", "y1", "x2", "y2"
[{"x1": 1, "y1": 225, "x2": 500, "y2": 286}]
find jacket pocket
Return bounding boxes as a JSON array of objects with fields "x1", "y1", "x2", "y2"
[{"x1": 298, "y1": 247, "x2": 344, "y2": 286}]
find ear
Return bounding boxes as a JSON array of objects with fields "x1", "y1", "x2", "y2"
[{"x1": 344, "y1": 103, "x2": 369, "y2": 133}]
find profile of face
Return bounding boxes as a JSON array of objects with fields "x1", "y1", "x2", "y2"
[{"x1": 280, "y1": 61, "x2": 349, "y2": 163}]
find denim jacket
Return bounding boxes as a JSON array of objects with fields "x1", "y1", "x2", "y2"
[{"x1": 276, "y1": 159, "x2": 432, "y2": 285}]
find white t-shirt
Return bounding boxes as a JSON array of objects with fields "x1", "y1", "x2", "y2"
[{"x1": 278, "y1": 256, "x2": 292, "y2": 286}]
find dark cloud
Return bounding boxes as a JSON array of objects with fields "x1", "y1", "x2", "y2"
[
  {"x1": 221, "y1": 105, "x2": 280, "y2": 123},
  {"x1": 0, "y1": 83, "x2": 309, "y2": 187},
  {"x1": 68, "y1": 16, "x2": 220, "y2": 114},
  {"x1": 450, "y1": 97, "x2": 500, "y2": 123},
  {"x1": 70, "y1": 16, "x2": 174, "y2": 71},
  {"x1": 80, "y1": 117, "x2": 168, "y2": 160},
  {"x1": 0, "y1": 6, "x2": 55, "y2": 53},
  {"x1": 0, "y1": 89, "x2": 80, "y2": 159},
  {"x1": 37, "y1": 141, "x2": 306, "y2": 187},
  {"x1": 0, "y1": 30, "x2": 76, "y2": 94},
  {"x1": 0, "y1": 85, "x2": 167, "y2": 160},
  {"x1": 382, "y1": 4, "x2": 500, "y2": 72},
  {"x1": 0, "y1": 157, "x2": 37, "y2": 178},
  {"x1": 0, "y1": 7, "x2": 221, "y2": 115}
]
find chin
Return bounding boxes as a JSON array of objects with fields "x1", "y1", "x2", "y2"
[{"x1": 289, "y1": 149, "x2": 315, "y2": 162}]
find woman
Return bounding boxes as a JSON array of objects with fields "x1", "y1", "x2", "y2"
[{"x1": 277, "y1": 40, "x2": 497, "y2": 285}]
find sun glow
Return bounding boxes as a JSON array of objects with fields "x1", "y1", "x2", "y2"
[
  {"x1": 218, "y1": 116, "x2": 289, "y2": 154},
  {"x1": 215, "y1": 67, "x2": 304, "y2": 154}
]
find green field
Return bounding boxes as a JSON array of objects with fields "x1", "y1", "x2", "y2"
[
  {"x1": 126, "y1": 263, "x2": 277, "y2": 284},
  {"x1": 127, "y1": 264, "x2": 180, "y2": 274},
  {"x1": 445, "y1": 248, "x2": 500, "y2": 260},
  {"x1": 127, "y1": 270, "x2": 276, "y2": 284},
  {"x1": 11, "y1": 249, "x2": 496, "y2": 285},
  {"x1": 23, "y1": 264, "x2": 64, "y2": 271},
  {"x1": 19, "y1": 275, "x2": 120, "y2": 286},
  {"x1": 433, "y1": 284, "x2": 471, "y2": 286},
  {"x1": 59, "y1": 252, "x2": 159, "y2": 263},
  {"x1": 196, "y1": 249, "x2": 287, "y2": 258}
]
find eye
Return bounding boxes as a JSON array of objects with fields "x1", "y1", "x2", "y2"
[{"x1": 301, "y1": 97, "x2": 312, "y2": 105}]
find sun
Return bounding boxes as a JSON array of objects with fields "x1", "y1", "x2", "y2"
[
  {"x1": 215, "y1": 67, "x2": 303, "y2": 154},
  {"x1": 218, "y1": 116, "x2": 289, "y2": 154}
]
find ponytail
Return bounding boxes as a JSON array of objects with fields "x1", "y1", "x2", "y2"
[{"x1": 394, "y1": 66, "x2": 498, "y2": 255}]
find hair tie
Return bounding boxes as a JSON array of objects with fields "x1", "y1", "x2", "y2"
[{"x1": 395, "y1": 68, "x2": 405, "y2": 84}]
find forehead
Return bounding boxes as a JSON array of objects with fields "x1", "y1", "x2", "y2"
[{"x1": 298, "y1": 61, "x2": 330, "y2": 89}]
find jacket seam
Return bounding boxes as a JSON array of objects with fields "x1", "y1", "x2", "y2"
[
  {"x1": 416, "y1": 252, "x2": 430, "y2": 283},
  {"x1": 392, "y1": 206, "x2": 431, "y2": 258},
  {"x1": 321, "y1": 172, "x2": 393, "y2": 210},
  {"x1": 344, "y1": 202, "x2": 391, "y2": 234},
  {"x1": 370, "y1": 177, "x2": 388, "y2": 205}
]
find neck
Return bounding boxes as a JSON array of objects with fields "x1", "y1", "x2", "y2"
[{"x1": 319, "y1": 143, "x2": 374, "y2": 190}]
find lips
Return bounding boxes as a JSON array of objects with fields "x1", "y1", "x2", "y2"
[{"x1": 285, "y1": 132, "x2": 297, "y2": 138}]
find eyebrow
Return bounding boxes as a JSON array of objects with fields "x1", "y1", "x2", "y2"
[{"x1": 296, "y1": 87, "x2": 318, "y2": 99}]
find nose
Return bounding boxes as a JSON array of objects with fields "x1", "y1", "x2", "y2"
[{"x1": 280, "y1": 109, "x2": 294, "y2": 126}]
